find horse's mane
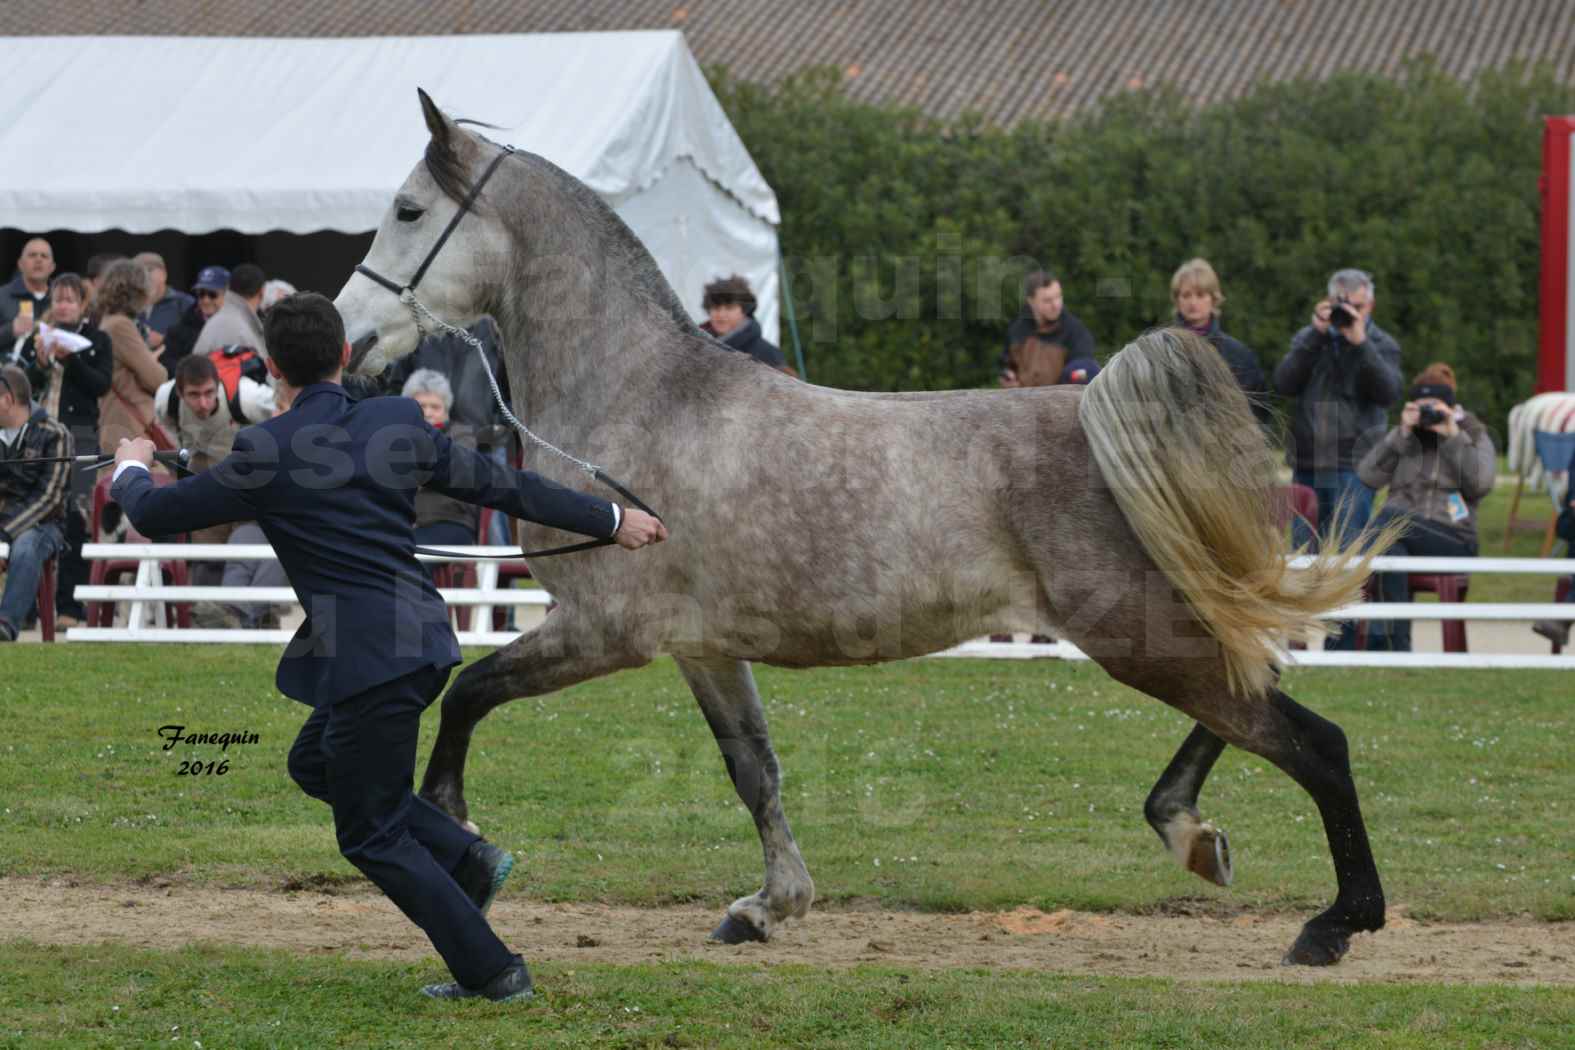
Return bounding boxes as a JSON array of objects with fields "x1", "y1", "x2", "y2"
[
  {"x1": 423, "y1": 118, "x2": 503, "y2": 204},
  {"x1": 425, "y1": 122, "x2": 698, "y2": 339}
]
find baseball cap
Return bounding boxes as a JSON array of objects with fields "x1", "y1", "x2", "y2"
[{"x1": 192, "y1": 265, "x2": 230, "y2": 292}]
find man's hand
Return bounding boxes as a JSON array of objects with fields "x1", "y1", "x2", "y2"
[
  {"x1": 1311, "y1": 299, "x2": 1332, "y2": 335},
  {"x1": 1399, "y1": 401, "x2": 1420, "y2": 432},
  {"x1": 115, "y1": 436, "x2": 156, "y2": 469},
  {"x1": 11, "y1": 314, "x2": 32, "y2": 338},
  {"x1": 1000, "y1": 369, "x2": 1020, "y2": 389},
  {"x1": 615, "y1": 507, "x2": 668, "y2": 550},
  {"x1": 1339, "y1": 304, "x2": 1368, "y2": 346},
  {"x1": 146, "y1": 329, "x2": 165, "y2": 350}
]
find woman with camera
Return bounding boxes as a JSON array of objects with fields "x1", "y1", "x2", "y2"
[{"x1": 1355, "y1": 362, "x2": 1495, "y2": 650}]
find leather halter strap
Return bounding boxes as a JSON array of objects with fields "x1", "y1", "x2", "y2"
[
  {"x1": 355, "y1": 145, "x2": 515, "y2": 296},
  {"x1": 354, "y1": 142, "x2": 663, "y2": 563}
]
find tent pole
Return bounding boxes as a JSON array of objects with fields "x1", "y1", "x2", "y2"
[{"x1": 778, "y1": 247, "x2": 807, "y2": 380}]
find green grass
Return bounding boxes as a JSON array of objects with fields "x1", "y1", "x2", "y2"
[
  {"x1": 2, "y1": 647, "x2": 1571, "y2": 923},
  {"x1": 2, "y1": 942, "x2": 1572, "y2": 1049}
]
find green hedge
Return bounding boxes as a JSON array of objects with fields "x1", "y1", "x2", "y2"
[{"x1": 710, "y1": 60, "x2": 1575, "y2": 436}]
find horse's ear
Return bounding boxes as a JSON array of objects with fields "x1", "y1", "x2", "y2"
[{"x1": 417, "y1": 88, "x2": 452, "y2": 146}]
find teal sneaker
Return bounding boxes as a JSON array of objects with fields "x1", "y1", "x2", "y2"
[
  {"x1": 422, "y1": 961, "x2": 533, "y2": 1002},
  {"x1": 455, "y1": 840, "x2": 514, "y2": 916}
]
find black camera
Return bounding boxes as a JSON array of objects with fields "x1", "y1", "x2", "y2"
[
  {"x1": 1328, "y1": 299, "x2": 1357, "y2": 329},
  {"x1": 1417, "y1": 405, "x2": 1447, "y2": 428}
]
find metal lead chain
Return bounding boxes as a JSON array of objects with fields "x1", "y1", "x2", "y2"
[{"x1": 397, "y1": 289, "x2": 600, "y2": 478}]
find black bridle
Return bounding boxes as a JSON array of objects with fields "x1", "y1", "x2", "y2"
[
  {"x1": 354, "y1": 143, "x2": 660, "y2": 562},
  {"x1": 355, "y1": 145, "x2": 515, "y2": 299}
]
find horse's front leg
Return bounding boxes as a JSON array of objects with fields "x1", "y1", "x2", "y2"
[
  {"x1": 675, "y1": 655, "x2": 814, "y2": 943},
  {"x1": 421, "y1": 607, "x2": 646, "y2": 833}
]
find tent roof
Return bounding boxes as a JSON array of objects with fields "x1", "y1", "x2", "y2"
[{"x1": 0, "y1": 31, "x2": 779, "y2": 234}]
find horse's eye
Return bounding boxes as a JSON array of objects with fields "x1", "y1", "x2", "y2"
[{"x1": 396, "y1": 206, "x2": 424, "y2": 223}]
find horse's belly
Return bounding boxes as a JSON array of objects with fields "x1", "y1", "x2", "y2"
[{"x1": 680, "y1": 562, "x2": 1039, "y2": 666}]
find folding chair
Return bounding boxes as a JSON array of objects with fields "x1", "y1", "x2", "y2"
[
  {"x1": 0, "y1": 547, "x2": 58, "y2": 642},
  {"x1": 86, "y1": 473, "x2": 192, "y2": 628}
]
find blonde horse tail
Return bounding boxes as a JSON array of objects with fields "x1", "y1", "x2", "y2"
[{"x1": 1077, "y1": 328, "x2": 1401, "y2": 697}]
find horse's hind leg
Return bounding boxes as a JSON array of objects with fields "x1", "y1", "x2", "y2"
[
  {"x1": 1260, "y1": 686, "x2": 1385, "y2": 965},
  {"x1": 420, "y1": 609, "x2": 645, "y2": 832},
  {"x1": 675, "y1": 655, "x2": 814, "y2": 944},
  {"x1": 1145, "y1": 724, "x2": 1233, "y2": 887},
  {"x1": 1133, "y1": 676, "x2": 1383, "y2": 965}
]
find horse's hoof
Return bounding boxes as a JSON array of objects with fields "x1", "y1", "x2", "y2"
[
  {"x1": 710, "y1": 914, "x2": 768, "y2": 944},
  {"x1": 1185, "y1": 822, "x2": 1233, "y2": 888},
  {"x1": 1281, "y1": 925, "x2": 1350, "y2": 966}
]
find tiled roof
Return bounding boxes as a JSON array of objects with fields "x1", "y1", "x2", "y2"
[{"x1": 14, "y1": 1, "x2": 1574, "y2": 124}]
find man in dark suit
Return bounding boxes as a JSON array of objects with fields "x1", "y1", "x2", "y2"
[{"x1": 111, "y1": 293, "x2": 667, "y2": 1003}]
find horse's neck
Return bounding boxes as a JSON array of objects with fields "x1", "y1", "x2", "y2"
[
  {"x1": 492, "y1": 170, "x2": 697, "y2": 449},
  {"x1": 499, "y1": 295, "x2": 680, "y2": 447}
]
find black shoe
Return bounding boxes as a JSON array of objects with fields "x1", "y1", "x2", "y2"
[
  {"x1": 421, "y1": 961, "x2": 533, "y2": 1002},
  {"x1": 453, "y1": 840, "x2": 514, "y2": 915},
  {"x1": 0, "y1": 619, "x2": 16, "y2": 642}
]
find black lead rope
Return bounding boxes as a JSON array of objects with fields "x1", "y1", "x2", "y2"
[
  {"x1": 4, "y1": 450, "x2": 195, "y2": 477},
  {"x1": 414, "y1": 467, "x2": 662, "y2": 561}
]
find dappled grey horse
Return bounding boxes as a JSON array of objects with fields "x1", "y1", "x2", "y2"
[{"x1": 334, "y1": 91, "x2": 1393, "y2": 966}]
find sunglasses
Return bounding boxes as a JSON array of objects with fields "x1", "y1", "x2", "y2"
[{"x1": 195, "y1": 288, "x2": 223, "y2": 299}]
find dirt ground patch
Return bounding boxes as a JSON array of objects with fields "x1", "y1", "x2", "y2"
[{"x1": 3, "y1": 877, "x2": 1571, "y2": 986}]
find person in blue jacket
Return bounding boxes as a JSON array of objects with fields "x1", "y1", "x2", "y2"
[{"x1": 112, "y1": 292, "x2": 667, "y2": 1003}]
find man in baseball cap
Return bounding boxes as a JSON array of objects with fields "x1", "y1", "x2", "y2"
[{"x1": 159, "y1": 266, "x2": 230, "y2": 371}]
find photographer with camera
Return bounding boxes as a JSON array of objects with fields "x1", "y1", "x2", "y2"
[
  {"x1": 1274, "y1": 268, "x2": 1402, "y2": 648},
  {"x1": 1275, "y1": 269, "x2": 1402, "y2": 521},
  {"x1": 1354, "y1": 363, "x2": 1494, "y2": 651}
]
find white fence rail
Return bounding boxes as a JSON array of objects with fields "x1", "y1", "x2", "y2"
[
  {"x1": 36, "y1": 545, "x2": 1575, "y2": 667},
  {"x1": 67, "y1": 543, "x2": 541, "y2": 646}
]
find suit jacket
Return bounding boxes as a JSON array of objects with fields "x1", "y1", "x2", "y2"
[{"x1": 112, "y1": 382, "x2": 617, "y2": 706}]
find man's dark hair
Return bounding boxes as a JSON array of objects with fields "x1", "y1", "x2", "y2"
[
  {"x1": 229, "y1": 263, "x2": 267, "y2": 299},
  {"x1": 1023, "y1": 270, "x2": 1060, "y2": 298},
  {"x1": 85, "y1": 253, "x2": 127, "y2": 281},
  {"x1": 174, "y1": 352, "x2": 219, "y2": 392},
  {"x1": 263, "y1": 292, "x2": 344, "y2": 387},
  {"x1": 0, "y1": 365, "x2": 31, "y2": 406},
  {"x1": 701, "y1": 274, "x2": 757, "y2": 317}
]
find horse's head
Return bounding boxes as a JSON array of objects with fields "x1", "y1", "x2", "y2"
[{"x1": 335, "y1": 90, "x2": 513, "y2": 375}]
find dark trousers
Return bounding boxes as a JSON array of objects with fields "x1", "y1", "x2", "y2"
[
  {"x1": 1293, "y1": 467, "x2": 1376, "y2": 651},
  {"x1": 1367, "y1": 505, "x2": 1477, "y2": 652},
  {"x1": 287, "y1": 664, "x2": 518, "y2": 988},
  {"x1": 55, "y1": 443, "x2": 98, "y2": 618}
]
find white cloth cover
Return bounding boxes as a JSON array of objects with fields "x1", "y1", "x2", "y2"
[{"x1": 0, "y1": 32, "x2": 781, "y2": 340}]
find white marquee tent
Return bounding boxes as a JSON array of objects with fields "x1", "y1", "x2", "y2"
[{"x1": 0, "y1": 31, "x2": 782, "y2": 340}]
